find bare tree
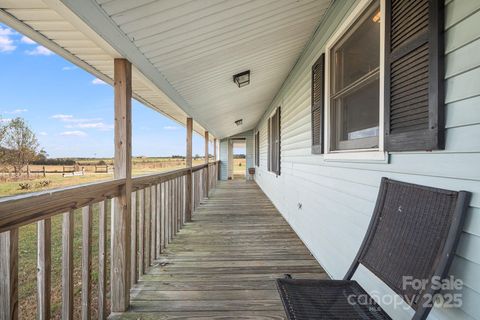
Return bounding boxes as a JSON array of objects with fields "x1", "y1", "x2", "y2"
[
  {"x1": 1, "y1": 117, "x2": 39, "y2": 176},
  {"x1": 0, "y1": 117, "x2": 7, "y2": 164}
]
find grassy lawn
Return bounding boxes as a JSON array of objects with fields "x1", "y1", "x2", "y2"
[
  {"x1": 0, "y1": 158, "x2": 208, "y2": 318},
  {"x1": 233, "y1": 158, "x2": 247, "y2": 175}
]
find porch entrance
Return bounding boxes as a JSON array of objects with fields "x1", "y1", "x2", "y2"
[{"x1": 232, "y1": 139, "x2": 246, "y2": 180}]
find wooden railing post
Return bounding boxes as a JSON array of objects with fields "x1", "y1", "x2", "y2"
[
  {"x1": 204, "y1": 131, "x2": 209, "y2": 197},
  {"x1": 111, "y1": 58, "x2": 132, "y2": 312},
  {"x1": 185, "y1": 117, "x2": 193, "y2": 222},
  {"x1": 0, "y1": 229, "x2": 18, "y2": 320}
]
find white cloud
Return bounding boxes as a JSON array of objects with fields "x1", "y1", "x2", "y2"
[
  {"x1": 52, "y1": 114, "x2": 113, "y2": 131},
  {"x1": 163, "y1": 126, "x2": 179, "y2": 130},
  {"x1": 0, "y1": 26, "x2": 16, "y2": 53},
  {"x1": 0, "y1": 118, "x2": 12, "y2": 123},
  {"x1": 39, "y1": 131, "x2": 48, "y2": 136},
  {"x1": 3, "y1": 108, "x2": 28, "y2": 114},
  {"x1": 60, "y1": 130, "x2": 87, "y2": 137},
  {"x1": 65, "y1": 122, "x2": 113, "y2": 130},
  {"x1": 0, "y1": 26, "x2": 15, "y2": 36},
  {"x1": 92, "y1": 78, "x2": 107, "y2": 85},
  {"x1": 20, "y1": 36, "x2": 36, "y2": 44},
  {"x1": 62, "y1": 66, "x2": 77, "y2": 71},
  {"x1": 25, "y1": 45, "x2": 53, "y2": 56},
  {"x1": 51, "y1": 114, "x2": 74, "y2": 121}
]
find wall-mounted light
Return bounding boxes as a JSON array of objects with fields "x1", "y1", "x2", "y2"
[
  {"x1": 372, "y1": 9, "x2": 381, "y2": 23},
  {"x1": 235, "y1": 119, "x2": 243, "y2": 126},
  {"x1": 233, "y1": 70, "x2": 250, "y2": 88}
]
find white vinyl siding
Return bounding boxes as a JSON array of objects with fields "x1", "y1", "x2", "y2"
[{"x1": 254, "y1": 1, "x2": 480, "y2": 319}]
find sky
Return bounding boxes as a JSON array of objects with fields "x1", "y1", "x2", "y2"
[{"x1": 0, "y1": 23, "x2": 209, "y2": 158}]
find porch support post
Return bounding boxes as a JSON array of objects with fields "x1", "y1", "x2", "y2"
[
  {"x1": 204, "y1": 131, "x2": 209, "y2": 197},
  {"x1": 185, "y1": 117, "x2": 193, "y2": 222},
  {"x1": 111, "y1": 58, "x2": 132, "y2": 312}
]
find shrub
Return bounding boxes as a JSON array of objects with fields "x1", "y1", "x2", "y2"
[
  {"x1": 36, "y1": 180, "x2": 51, "y2": 188},
  {"x1": 18, "y1": 182, "x2": 32, "y2": 190}
]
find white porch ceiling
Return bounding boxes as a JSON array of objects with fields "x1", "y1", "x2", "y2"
[
  {"x1": 94, "y1": 0, "x2": 331, "y2": 138},
  {"x1": 1, "y1": 0, "x2": 332, "y2": 139}
]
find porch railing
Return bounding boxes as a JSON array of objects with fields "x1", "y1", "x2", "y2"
[{"x1": 0, "y1": 161, "x2": 219, "y2": 320}]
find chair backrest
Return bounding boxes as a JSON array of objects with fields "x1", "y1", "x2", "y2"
[{"x1": 344, "y1": 178, "x2": 470, "y2": 320}]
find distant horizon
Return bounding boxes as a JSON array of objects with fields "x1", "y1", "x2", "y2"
[{"x1": 0, "y1": 23, "x2": 217, "y2": 158}]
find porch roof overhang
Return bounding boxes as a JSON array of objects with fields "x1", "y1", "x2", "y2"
[{"x1": 0, "y1": 0, "x2": 332, "y2": 139}]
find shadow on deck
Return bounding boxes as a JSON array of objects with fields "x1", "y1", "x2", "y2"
[{"x1": 112, "y1": 180, "x2": 327, "y2": 319}]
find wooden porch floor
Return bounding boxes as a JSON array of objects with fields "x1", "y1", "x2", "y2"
[{"x1": 111, "y1": 180, "x2": 327, "y2": 319}]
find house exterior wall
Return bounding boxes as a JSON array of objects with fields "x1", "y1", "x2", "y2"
[
  {"x1": 253, "y1": 1, "x2": 480, "y2": 319},
  {"x1": 219, "y1": 130, "x2": 254, "y2": 180}
]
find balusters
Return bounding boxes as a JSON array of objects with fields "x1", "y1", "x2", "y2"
[
  {"x1": 144, "y1": 187, "x2": 151, "y2": 270},
  {"x1": 156, "y1": 183, "x2": 161, "y2": 257},
  {"x1": 150, "y1": 185, "x2": 156, "y2": 264},
  {"x1": 174, "y1": 178, "x2": 178, "y2": 235},
  {"x1": 0, "y1": 165, "x2": 219, "y2": 320},
  {"x1": 99, "y1": 201, "x2": 108, "y2": 320},
  {"x1": 0, "y1": 228, "x2": 18, "y2": 320},
  {"x1": 180, "y1": 177, "x2": 185, "y2": 227},
  {"x1": 161, "y1": 182, "x2": 166, "y2": 250},
  {"x1": 37, "y1": 219, "x2": 51, "y2": 320},
  {"x1": 138, "y1": 189, "x2": 145, "y2": 276},
  {"x1": 130, "y1": 193, "x2": 137, "y2": 287},
  {"x1": 62, "y1": 210, "x2": 74, "y2": 320},
  {"x1": 170, "y1": 179, "x2": 174, "y2": 238},
  {"x1": 81, "y1": 205, "x2": 93, "y2": 320}
]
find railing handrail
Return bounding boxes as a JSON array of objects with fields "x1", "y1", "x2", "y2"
[{"x1": 0, "y1": 161, "x2": 220, "y2": 233}]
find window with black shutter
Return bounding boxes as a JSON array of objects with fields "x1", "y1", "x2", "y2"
[
  {"x1": 255, "y1": 131, "x2": 259, "y2": 167},
  {"x1": 384, "y1": 0, "x2": 444, "y2": 151},
  {"x1": 268, "y1": 107, "x2": 281, "y2": 175},
  {"x1": 312, "y1": 54, "x2": 325, "y2": 154},
  {"x1": 326, "y1": 1, "x2": 381, "y2": 153}
]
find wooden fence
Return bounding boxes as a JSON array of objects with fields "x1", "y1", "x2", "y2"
[{"x1": 0, "y1": 161, "x2": 219, "y2": 320}]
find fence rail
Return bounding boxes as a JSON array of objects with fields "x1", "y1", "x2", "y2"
[{"x1": 0, "y1": 161, "x2": 219, "y2": 320}]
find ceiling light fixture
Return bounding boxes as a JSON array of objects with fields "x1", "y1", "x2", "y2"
[{"x1": 233, "y1": 70, "x2": 250, "y2": 88}]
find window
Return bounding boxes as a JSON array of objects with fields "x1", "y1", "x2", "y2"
[
  {"x1": 314, "y1": 0, "x2": 444, "y2": 158},
  {"x1": 324, "y1": 0, "x2": 385, "y2": 160},
  {"x1": 268, "y1": 107, "x2": 281, "y2": 175},
  {"x1": 255, "y1": 131, "x2": 260, "y2": 166}
]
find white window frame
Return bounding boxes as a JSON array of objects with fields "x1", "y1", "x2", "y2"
[{"x1": 324, "y1": 0, "x2": 386, "y2": 161}]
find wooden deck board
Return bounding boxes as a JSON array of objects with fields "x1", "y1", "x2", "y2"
[{"x1": 112, "y1": 180, "x2": 326, "y2": 319}]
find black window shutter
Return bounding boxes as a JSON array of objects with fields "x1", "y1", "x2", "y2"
[
  {"x1": 384, "y1": 0, "x2": 445, "y2": 151},
  {"x1": 275, "y1": 107, "x2": 281, "y2": 176},
  {"x1": 267, "y1": 118, "x2": 271, "y2": 172},
  {"x1": 255, "y1": 131, "x2": 259, "y2": 167},
  {"x1": 271, "y1": 111, "x2": 278, "y2": 174},
  {"x1": 311, "y1": 54, "x2": 325, "y2": 154}
]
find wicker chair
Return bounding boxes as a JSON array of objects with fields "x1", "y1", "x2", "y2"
[{"x1": 277, "y1": 178, "x2": 470, "y2": 320}]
